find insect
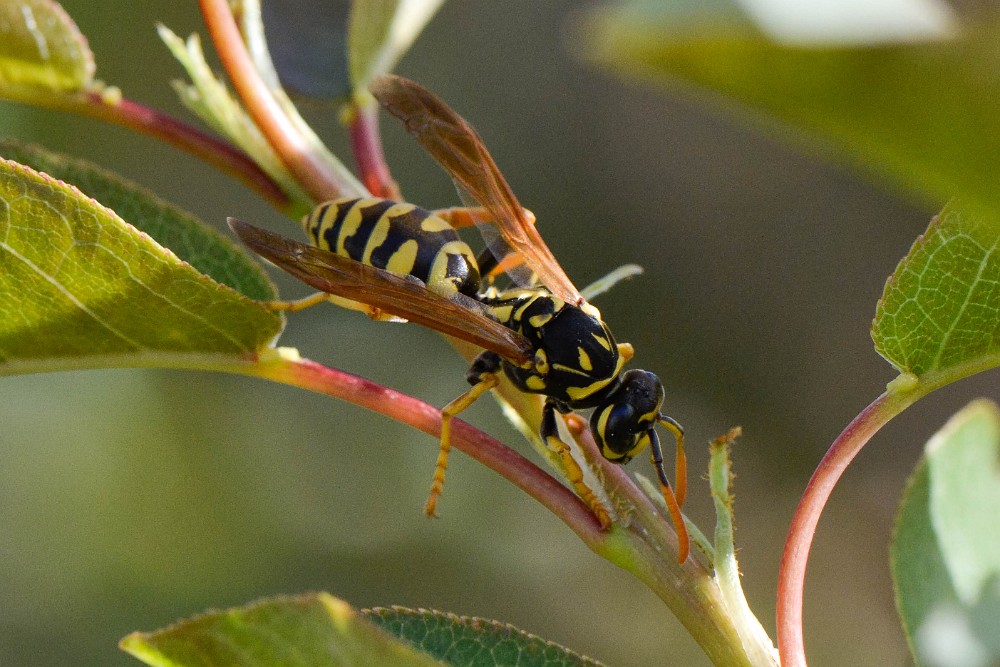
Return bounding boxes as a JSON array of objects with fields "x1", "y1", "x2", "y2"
[{"x1": 230, "y1": 74, "x2": 691, "y2": 562}]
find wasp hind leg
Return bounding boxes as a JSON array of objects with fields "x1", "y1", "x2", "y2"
[
  {"x1": 425, "y1": 352, "x2": 502, "y2": 518},
  {"x1": 541, "y1": 401, "x2": 612, "y2": 529}
]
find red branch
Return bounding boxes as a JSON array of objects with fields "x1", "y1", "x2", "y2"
[
  {"x1": 84, "y1": 93, "x2": 289, "y2": 209},
  {"x1": 249, "y1": 356, "x2": 603, "y2": 541},
  {"x1": 348, "y1": 101, "x2": 400, "y2": 200},
  {"x1": 776, "y1": 389, "x2": 919, "y2": 666},
  {"x1": 199, "y1": 0, "x2": 345, "y2": 203}
]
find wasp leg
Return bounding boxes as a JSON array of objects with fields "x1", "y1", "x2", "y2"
[
  {"x1": 265, "y1": 292, "x2": 400, "y2": 322},
  {"x1": 265, "y1": 291, "x2": 333, "y2": 312},
  {"x1": 541, "y1": 401, "x2": 612, "y2": 529},
  {"x1": 433, "y1": 206, "x2": 536, "y2": 229},
  {"x1": 425, "y1": 353, "x2": 502, "y2": 517},
  {"x1": 658, "y1": 414, "x2": 687, "y2": 508},
  {"x1": 649, "y1": 429, "x2": 690, "y2": 563}
]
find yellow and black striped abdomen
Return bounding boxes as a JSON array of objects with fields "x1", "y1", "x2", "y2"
[{"x1": 303, "y1": 197, "x2": 481, "y2": 297}]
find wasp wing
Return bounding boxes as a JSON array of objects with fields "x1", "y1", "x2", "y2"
[
  {"x1": 228, "y1": 218, "x2": 533, "y2": 366},
  {"x1": 370, "y1": 74, "x2": 583, "y2": 305}
]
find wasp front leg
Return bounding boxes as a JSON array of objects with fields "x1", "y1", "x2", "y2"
[
  {"x1": 541, "y1": 401, "x2": 612, "y2": 529},
  {"x1": 425, "y1": 352, "x2": 502, "y2": 517}
]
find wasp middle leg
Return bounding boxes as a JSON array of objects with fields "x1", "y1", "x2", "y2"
[{"x1": 425, "y1": 352, "x2": 502, "y2": 517}]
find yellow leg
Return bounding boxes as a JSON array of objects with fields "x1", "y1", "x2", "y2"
[
  {"x1": 266, "y1": 291, "x2": 399, "y2": 321},
  {"x1": 433, "y1": 206, "x2": 536, "y2": 229},
  {"x1": 425, "y1": 373, "x2": 499, "y2": 517},
  {"x1": 265, "y1": 291, "x2": 332, "y2": 312},
  {"x1": 541, "y1": 402, "x2": 612, "y2": 529}
]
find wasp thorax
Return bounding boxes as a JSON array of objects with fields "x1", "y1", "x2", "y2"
[{"x1": 591, "y1": 370, "x2": 665, "y2": 462}]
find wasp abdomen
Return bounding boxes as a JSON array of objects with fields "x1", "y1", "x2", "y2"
[{"x1": 304, "y1": 197, "x2": 481, "y2": 297}]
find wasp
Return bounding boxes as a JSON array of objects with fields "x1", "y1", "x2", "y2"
[{"x1": 230, "y1": 75, "x2": 690, "y2": 562}]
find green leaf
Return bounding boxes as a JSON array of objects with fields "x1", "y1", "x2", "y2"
[
  {"x1": 891, "y1": 400, "x2": 1000, "y2": 666},
  {"x1": 364, "y1": 607, "x2": 605, "y2": 667},
  {"x1": 576, "y1": 7, "x2": 1000, "y2": 218},
  {"x1": 0, "y1": 0, "x2": 94, "y2": 91},
  {"x1": 156, "y1": 25, "x2": 315, "y2": 213},
  {"x1": 0, "y1": 140, "x2": 275, "y2": 300},
  {"x1": 348, "y1": 0, "x2": 446, "y2": 89},
  {"x1": 121, "y1": 593, "x2": 444, "y2": 667},
  {"x1": 0, "y1": 156, "x2": 282, "y2": 371},
  {"x1": 871, "y1": 202, "x2": 1000, "y2": 382}
]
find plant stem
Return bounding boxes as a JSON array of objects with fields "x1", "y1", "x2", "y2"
[
  {"x1": 346, "y1": 97, "x2": 400, "y2": 200},
  {"x1": 776, "y1": 386, "x2": 924, "y2": 666},
  {"x1": 243, "y1": 352, "x2": 774, "y2": 664},
  {"x1": 0, "y1": 87, "x2": 289, "y2": 211},
  {"x1": 241, "y1": 352, "x2": 603, "y2": 538},
  {"x1": 199, "y1": 0, "x2": 357, "y2": 203}
]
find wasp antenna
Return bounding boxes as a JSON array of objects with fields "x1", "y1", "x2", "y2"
[
  {"x1": 649, "y1": 429, "x2": 690, "y2": 563},
  {"x1": 659, "y1": 414, "x2": 687, "y2": 508}
]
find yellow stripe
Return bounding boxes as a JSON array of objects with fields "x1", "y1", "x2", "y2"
[
  {"x1": 363, "y1": 212, "x2": 393, "y2": 264},
  {"x1": 591, "y1": 331, "x2": 612, "y2": 352},
  {"x1": 336, "y1": 201, "x2": 368, "y2": 255},
  {"x1": 564, "y1": 348, "x2": 627, "y2": 401},
  {"x1": 420, "y1": 214, "x2": 451, "y2": 232},
  {"x1": 385, "y1": 239, "x2": 419, "y2": 277}
]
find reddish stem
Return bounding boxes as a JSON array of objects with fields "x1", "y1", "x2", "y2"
[
  {"x1": 199, "y1": 0, "x2": 345, "y2": 203},
  {"x1": 776, "y1": 389, "x2": 920, "y2": 666},
  {"x1": 348, "y1": 101, "x2": 400, "y2": 200},
  {"x1": 248, "y1": 355, "x2": 603, "y2": 542},
  {"x1": 78, "y1": 93, "x2": 290, "y2": 210},
  {"x1": 4, "y1": 89, "x2": 290, "y2": 211}
]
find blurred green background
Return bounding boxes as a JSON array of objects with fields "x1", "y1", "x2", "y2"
[{"x1": 1, "y1": 1, "x2": 996, "y2": 665}]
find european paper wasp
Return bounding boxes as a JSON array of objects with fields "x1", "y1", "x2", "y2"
[{"x1": 230, "y1": 75, "x2": 690, "y2": 561}]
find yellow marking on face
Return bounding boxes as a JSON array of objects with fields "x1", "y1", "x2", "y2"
[
  {"x1": 591, "y1": 331, "x2": 612, "y2": 352},
  {"x1": 385, "y1": 239, "x2": 419, "y2": 278},
  {"x1": 577, "y1": 347, "x2": 592, "y2": 372},
  {"x1": 594, "y1": 404, "x2": 612, "y2": 450},
  {"x1": 526, "y1": 375, "x2": 546, "y2": 391},
  {"x1": 639, "y1": 406, "x2": 661, "y2": 425},
  {"x1": 626, "y1": 433, "x2": 651, "y2": 459}
]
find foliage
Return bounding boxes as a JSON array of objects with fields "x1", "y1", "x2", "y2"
[{"x1": 1, "y1": 0, "x2": 998, "y2": 665}]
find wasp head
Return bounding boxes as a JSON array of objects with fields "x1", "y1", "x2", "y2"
[{"x1": 590, "y1": 369, "x2": 664, "y2": 463}]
